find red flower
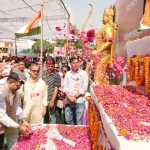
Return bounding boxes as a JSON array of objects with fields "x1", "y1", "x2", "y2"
[
  {"x1": 69, "y1": 23, "x2": 72, "y2": 27},
  {"x1": 86, "y1": 29, "x2": 95, "y2": 43},
  {"x1": 87, "y1": 37, "x2": 95, "y2": 43},
  {"x1": 55, "y1": 26, "x2": 61, "y2": 31},
  {"x1": 42, "y1": 49, "x2": 46, "y2": 53},
  {"x1": 36, "y1": 93, "x2": 40, "y2": 96},
  {"x1": 70, "y1": 28, "x2": 75, "y2": 35},
  {"x1": 87, "y1": 29, "x2": 95, "y2": 38},
  {"x1": 107, "y1": 37, "x2": 115, "y2": 43},
  {"x1": 124, "y1": 68, "x2": 129, "y2": 72}
]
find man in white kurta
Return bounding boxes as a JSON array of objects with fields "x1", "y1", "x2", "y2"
[{"x1": 23, "y1": 64, "x2": 48, "y2": 124}]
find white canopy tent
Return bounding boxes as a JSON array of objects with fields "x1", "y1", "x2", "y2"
[{"x1": 0, "y1": 0, "x2": 70, "y2": 40}]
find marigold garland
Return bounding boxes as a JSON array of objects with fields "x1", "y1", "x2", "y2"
[
  {"x1": 134, "y1": 56, "x2": 145, "y2": 86},
  {"x1": 128, "y1": 55, "x2": 150, "y2": 93},
  {"x1": 144, "y1": 56, "x2": 150, "y2": 92},
  {"x1": 128, "y1": 58, "x2": 135, "y2": 81}
]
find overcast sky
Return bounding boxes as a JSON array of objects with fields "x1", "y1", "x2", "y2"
[{"x1": 63, "y1": 0, "x2": 116, "y2": 31}]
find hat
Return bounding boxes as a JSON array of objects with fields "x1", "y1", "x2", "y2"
[{"x1": 8, "y1": 70, "x2": 27, "y2": 83}]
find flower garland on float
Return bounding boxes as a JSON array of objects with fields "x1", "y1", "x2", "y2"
[
  {"x1": 145, "y1": 56, "x2": 150, "y2": 92},
  {"x1": 128, "y1": 55, "x2": 150, "y2": 92},
  {"x1": 88, "y1": 97, "x2": 114, "y2": 150},
  {"x1": 134, "y1": 56, "x2": 145, "y2": 86},
  {"x1": 128, "y1": 57, "x2": 135, "y2": 81}
]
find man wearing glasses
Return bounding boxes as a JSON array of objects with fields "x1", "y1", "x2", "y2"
[
  {"x1": 54, "y1": 63, "x2": 60, "y2": 72},
  {"x1": 64, "y1": 56, "x2": 88, "y2": 125},
  {"x1": 23, "y1": 64, "x2": 48, "y2": 124},
  {"x1": 0, "y1": 70, "x2": 31, "y2": 149}
]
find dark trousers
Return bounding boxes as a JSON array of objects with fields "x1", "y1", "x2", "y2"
[
  {"x1": 55, "y1": 106, "x2": 62, "y2": 124},
  {"x1": 44, "y1": 106, "x2": 50, "y2": 124},
  {"x1": 0, "y1": 133, "x2": 4, "y2": 150}
]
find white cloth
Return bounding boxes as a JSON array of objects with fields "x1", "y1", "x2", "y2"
[
  {"x1": 64, "y1": 69, "x2": 88, "y2": 103},
  {"x1": 23, "y1": 78, "x2": 48, "y2": 124},
  {"x1": 0, "y1": 82, "x2": 24, "y2": 131},
  {"x1": 126, "y1": 36, "x2": 150, "y2": 57},
  {"x1": 0, "y1": 77, "x2": 7, "y2": 84}
]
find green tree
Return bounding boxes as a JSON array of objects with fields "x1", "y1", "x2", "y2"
[
  {"x1": 55, "y1": 24, "x2": 80, "y2": 50},
  {"x1": 71, "y1": 24, "x2": 79, "y2": 35},
  {"x1": 32, "y1": 40, "x2": 54, "y2": 54},
  {"x1": 74, "y1": 39, "x2": 82, "y2": 49},
  {"x1": 55, "y1": 39, "x2": 66, "y2": 47}
]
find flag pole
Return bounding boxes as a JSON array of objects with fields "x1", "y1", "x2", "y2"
[{"x1": 40, "y1": 0, "x2": 44, "y2": 77}]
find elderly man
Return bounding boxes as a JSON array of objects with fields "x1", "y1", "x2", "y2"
[
  {"x1": 0, "y1": 70, "x2": 31, "y2": 149},
  {"x1": 23, "y1": 64, "x2": 48, "y2": 124}
]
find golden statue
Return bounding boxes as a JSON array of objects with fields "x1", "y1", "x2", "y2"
[
  {"x1": 81, "y1": 4, "x2": 117, "y2": 85},
  {"x1": 92, "y1": 5, "x2": 117, "y2": 85}
]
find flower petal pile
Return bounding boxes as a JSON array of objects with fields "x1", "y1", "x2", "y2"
[
  {"x1": 12, "y1": 125, "x2": 92, "y2": 150},
  {"x1": 12, "y1": 126, "x2": 49, "y2": 150},
  {"x1": 93, "y1": 85, "x2": 150, "y2": 141},
  {"x1": 54, "y1": 125, "x2": 92, "y2": 150}
]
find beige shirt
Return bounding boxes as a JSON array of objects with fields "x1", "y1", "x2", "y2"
[
  {"x1": 23, "y1": 78, "x2": 48, "y2": 124},
  {"x1": 0, "y1": 83, "x2": 24, "y2": 134}
]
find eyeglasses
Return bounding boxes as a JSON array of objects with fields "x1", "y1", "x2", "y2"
[
  {"x1": 31, "y1": 70, "x2": 40, "y2": 73},
  {"x1": 62, "y1": 70, "x2": 67, "y2": 73},
  {"x1": 19, "y1": 80, "x2": 24, "y2": 84},
  {"x1": 55, "y1": 67, "x2": 59, "y2": 69}
]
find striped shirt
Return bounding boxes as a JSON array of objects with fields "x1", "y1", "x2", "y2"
[{"x1": 42, "y1": 70, "x2": 61, "y2": 101}]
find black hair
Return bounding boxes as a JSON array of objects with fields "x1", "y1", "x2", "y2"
[
  {"x1": 70, "y1": 56, "x2": 79, "y2": 63},
  {"x1": 5, "y1": 57, "x2": 12, "y2": 62},
  {"x1": 46, "y1": 57, "x2": 55, "y2": 64},
  {"x1": 62, "y1": 66, "x2": 68, "y2": 71},
  {"x1": 24, "y1": 61, "x2": 31, "y2": 69}
]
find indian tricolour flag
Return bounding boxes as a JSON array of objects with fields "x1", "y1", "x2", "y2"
[
  {"x1": 15, "y1": 11, "x2": 41, "y2": 38},
  {"x1": 137, "y1": 0, "x2": 150, "y2": 32}
]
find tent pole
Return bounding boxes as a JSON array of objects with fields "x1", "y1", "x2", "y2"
[
  {"x1": 15, "y1": 37, "x2": 17, "y2": 56},
  {"x1": 40, "y1": 0, "x2": 44, "y2": 77},
  {"x1": 65, "y1": 13, "x2": 70, "y2": 60}
]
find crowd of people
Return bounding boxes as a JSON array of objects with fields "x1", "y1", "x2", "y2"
[{"x1": 0, "y1": 55, "x2": 89, "y2": 149}]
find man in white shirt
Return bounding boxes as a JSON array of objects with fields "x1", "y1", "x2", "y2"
[
  {"x1": 64, "y1": 56, "x2": 88, "y2": 125},
  {"x1": 23, "y1": 64, "x2": 47, "y2": 124},
  {"x1": 0, "y1": 70, "x2": 31, "y2": 149}
]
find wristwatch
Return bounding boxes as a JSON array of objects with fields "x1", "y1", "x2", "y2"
[{"x1": 19, "y1": 118, "x2": 26, "y2": 125}]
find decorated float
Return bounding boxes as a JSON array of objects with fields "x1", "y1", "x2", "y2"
[{"x1": 12, "y1": 0, "x2": 150, "y2": 150}]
